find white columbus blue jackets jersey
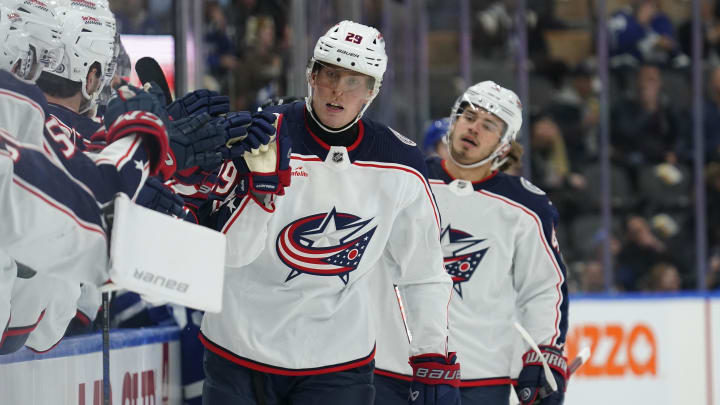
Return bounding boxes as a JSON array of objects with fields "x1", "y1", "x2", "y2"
[
  {"x1": 372, "y1": 158, "x2": 569, "y2": 386},
  {"x1": 0, "y1": 70, "x2": 160, "y2": 353},
  {"x1": 0, "y1": 69, "x2": 154, "y2": 284},
  {"x1": 200, "y1": 102, "x2": 452, "y2": 375}
]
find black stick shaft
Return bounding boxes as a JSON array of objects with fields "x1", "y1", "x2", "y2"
[{"x1": 102, "y1": 291, "x2": 110, "y2": 405}]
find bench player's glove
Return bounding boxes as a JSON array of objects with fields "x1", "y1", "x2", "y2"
[
  {"x1": 408, "y1": 352, "x2": 461, "y2": 405},
  {"x1": 136, "y1": 176, "x2": 188, "y2": 220},
  {"x1": 234, "y1": 113, "x2": 292, "y2": 195},
  {"x1": 103, "y1": 85, "x2": 170, "y2": 176},
  {"x1": 165, "y1": 113, "x2": 225, "y2": 175},
  {"x1": 220, "y1": 111, "x2": 276, "y2": 160},
  {"x1": 166, "y1": 89, "x2": 229, "y2": 120},
  {"x1": 515, "y1": 346, "x2": 568, "y2": 405}
]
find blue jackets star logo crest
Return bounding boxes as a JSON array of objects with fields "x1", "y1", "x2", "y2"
[
  {"x1": 441, "y1": 224, "x2": 489, "y2": 298},
  {"x1": 276, "y1": 208, "x2": 376, "y2": 284}
]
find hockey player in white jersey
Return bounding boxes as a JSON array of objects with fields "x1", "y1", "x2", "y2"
[
  {"x1": 0, "y1": 0, "x2": 83, "y2": 352},
  {"x1": 199, "y1": 20, "x2": 460, "y2": 405},
  {"x1": 0, "y1": 1, "x2": 174, "y2": 352},
  {"x1": 372, "y1": 81, "x2": 570, "y2": 405}
]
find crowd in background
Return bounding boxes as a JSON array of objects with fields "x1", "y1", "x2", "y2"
[
  {"x1": 468, "y1": 0, "x2": 720, "y2": 294},
  {"x1": 109, "y1": 0, "x2": 720, "y2": 294}
]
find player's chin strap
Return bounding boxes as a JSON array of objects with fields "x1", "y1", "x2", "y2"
[{"x1": 445, "y1": 135, "x2": 510, "y2": 171}]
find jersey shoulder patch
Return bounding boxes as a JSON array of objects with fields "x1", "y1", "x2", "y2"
[
  {"x1": 520, "y1": 177, "x2": 546, "y2": 195},
  {"x1": 389, "y1": 127, "x2": 416, "y2": 147}
]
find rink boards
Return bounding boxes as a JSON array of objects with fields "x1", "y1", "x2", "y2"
[
  {"x1": 0, "y1": 295, "x2": 718, "y2": 404},
  {"x1": 0, "y1": 326, "x2": 182, "y2": 405},
  {"x1": 564, "y1": 292, "x2": 720, "y2": 405}
]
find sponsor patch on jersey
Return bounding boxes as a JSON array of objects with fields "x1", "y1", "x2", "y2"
[
  {"x1": 520, "y1": 177, "x2": 546, "y2": 195},
  {"x1": 389, "y1": 127, "x2": 416, "y2": 147}
]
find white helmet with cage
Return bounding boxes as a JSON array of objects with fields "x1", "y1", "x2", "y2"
[
  {"x1": 445, "y1": 80, "x2": 523, "y2": 170},
  {"x1": 7, "y1": 0, "x2": 64, "y2": 82},
  {"x1": 306, "y1": 20, "x2": 387, "y2": 133},
  {"x1": 0, "y1": 5, "x2": 33, "y2": 78},
  {"x1": 51, "y1": 0, "x2": 116, "y2": 108}
]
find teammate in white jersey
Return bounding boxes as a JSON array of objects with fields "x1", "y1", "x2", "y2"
[
  {"x1": 372, "y1": 81, "x2": 570, "y2": 405},
  {"x1": 199, "y1": 20, "x2": 460, "y2": 405},
  {"x1": 0, "y1": 0, "x2": 172, "y2": 353}
]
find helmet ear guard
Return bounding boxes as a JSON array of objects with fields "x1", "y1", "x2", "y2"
[
  {"x1": 446, "y1": 81, "x2": 523, "y2": 169},
  {"x1": 305, "y1": 20, "x2": 387, "y2": 133}
]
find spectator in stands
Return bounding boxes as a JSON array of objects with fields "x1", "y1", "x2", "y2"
[
  {"x1": 677, "y1": 65, "x2": 720, "y2": 163},
  {"x1": 579, "y1": 260, "x2": 607, "y2": 293},
  {"x1": 232, "y1": 15, "x2": 283, "y2": 110},
  {"x1": 530, "y1": 115, "x2": 571, "y2": 190},
  {"x1": 472, "y1": 0, "x2": 557, "y2": 67},
  {"x1": 702, "y1": 66, "x2": 720, "y2": 162},
  {"x1": 642, "y1": 262, "x2": 682, "y2": 292},
  {"x1": 707, "y1": 162, "x2": 720, "y2": 248},
  {"x1": 204, "y1": 1, "x2": 240, "y2": 92},
  {"x1": 530, "y1": 114, "x2": 587, "y2": 192},
  {"x1": 708, "y1": 251, "x2": 720, "y2": 290},
  {"x1": 608, "y1": 0, "x2": 687, "y2": 69},
  {"x1": 110, "y1": 0, "x2": 164, "y2": 35},
  {"x1": 547, "y1": 60, "x2": 600, "y2": 168},
  {"x1": 678, "y1": 0, "x2": 720, "y2": 64},
  {"x1": 611, "y1": 64, "x2": 681, "y2": 182},
  {"x1": 226, "y1": 0, "x2": 289, "y2": 57},
  {"x1": 616, "y1": 215, "x2": 670, "y2": 291}
]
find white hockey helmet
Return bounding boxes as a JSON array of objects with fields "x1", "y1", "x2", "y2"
[
  {"x1": 0, "y1": 6, "x2": 33, "y2": 78},
  {"x1": 9, "y1": 0, "x2": 64, "y2": 81},
  {"x1": 445, "y1": 80, "x2": 523, "y2": 170},
  {"x1": 306, "y1": 20, "x2": 387, "y2": 132},
  {"x1": 52, "y1": 0, "x2": 116, "y2": 104}
]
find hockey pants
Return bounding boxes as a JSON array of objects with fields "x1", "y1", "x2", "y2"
[{"x1": 202, "y1": 349, "x2": 375, "y2": 405}]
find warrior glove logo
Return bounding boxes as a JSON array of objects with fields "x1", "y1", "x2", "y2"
[
  {"x1": 276, "y1": 208, "x2": 376, "y2": 284},
  {"x1": 441, "y1": 224, "x2": 489, "y2": 298}
]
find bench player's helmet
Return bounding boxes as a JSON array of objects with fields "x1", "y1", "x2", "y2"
[
  {"x1": 306, "y1": 20, "x2": 387, "y2": 133},
  {"x1": 6, "y1": 0, "x2": 64, "y2": 82},
  {"x1": 0, "y1": 5, "x2": 32, "y2": 78},
  {"x1": 52, "y1": 0, "x2": 116, "y2": 112},
  {"x1": 445, "y1": 80, "x2": 523, "y2": 170}
]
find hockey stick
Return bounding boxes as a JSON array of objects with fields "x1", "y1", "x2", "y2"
[
  {"x1": 102, "y1": 290, "x2": 111, "y2": 405},
  {"x1": 100, "y1": 200, "x2": 116, "y2": 405},
  {"x1": 135, "y1": 56, "x2": 173, "y2": 104},
  {"x1": 569, "y1": 346, "x2": 591, "y2": 375}
]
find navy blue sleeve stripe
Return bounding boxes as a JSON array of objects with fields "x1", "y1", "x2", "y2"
[{"x1": 0, "y1": 132, "x2": 106, "y2": 233}]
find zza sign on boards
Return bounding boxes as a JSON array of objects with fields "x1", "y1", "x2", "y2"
[{"x1": 564, "y1": 294, "x2": 719, "y2": 405}]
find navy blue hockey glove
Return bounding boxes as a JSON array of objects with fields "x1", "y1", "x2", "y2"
[
  {"x1": 166, "y1": 89, "x2": 229, "y2": 120},
  {"x1": 408, "y1": 352, "x2": 461, "y2": 405},
  {"x1": 220, "y1": 111, "x2": 276, "y2": 159},
  {"x1": 234, "y1": 113, "x2": 292, "y2": 195},
  {"x1": 515, "y1": 346, "x2": 568, "y2": 405},
  {"x1": 104, "y1": 84, "x2": 170, "y2": 129},
  {"x1": 136, "y1": 176, "x2": 188, "y2": 220},
  {"x1": 103, "y1": 85, "x2": 170, "y2": 176},
  {"x1": 166, "y1": 113, "x2": 226, "y2": 173}
]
